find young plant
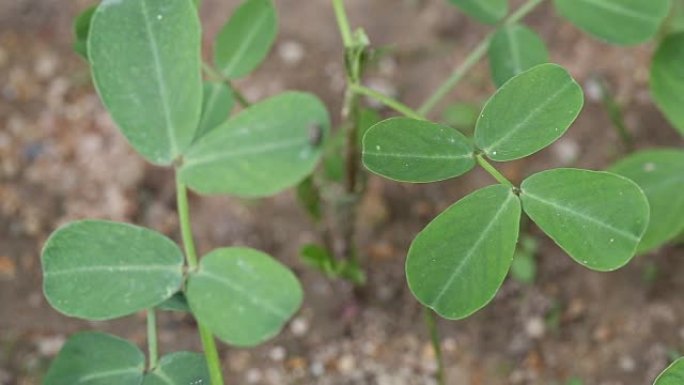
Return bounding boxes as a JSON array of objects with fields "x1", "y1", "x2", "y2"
[
  {"x1": 44, "y1": 0, "x2": 329, "y2": 383},
  {"x1": 362, "y1": 63, "x2": 650, "y2": 320}
]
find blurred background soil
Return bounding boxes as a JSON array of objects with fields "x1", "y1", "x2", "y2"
[{"x1": 1, "y1": 0, "x2": 684, "y2": 384}]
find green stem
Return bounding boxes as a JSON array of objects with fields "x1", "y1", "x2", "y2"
[
  {"x1": 423, "y1": 307, "x2": 445, "y2": 385},
  {"x1": 147, "y1": 309, "x2": 158, "y2": 370},
  {"x1": 201, "y1": 62, "x2": 251, "y2": 108},
  {"x1": 332, "y1": 0, "x2": 354, "y2": 47},
  {"x1": 418, "y1": 0, "x2": 546, "y2": 116},
  {"x1": 476, "y1": 154, "x2": 514, "y2": 188},
  {"x1": 175, "y1": 172, "x2": 225, "y2": 385},
  {"x1": 350, "y1": 84, "x2": 425, "y2": 120}
]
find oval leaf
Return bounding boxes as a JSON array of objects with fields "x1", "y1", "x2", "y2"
[
  {"x1": 143, "y1": 352, "x2": 209, "y2": 385},
  {"x1": 407, "y1": 185, "x2": 521, "y2": 320},
  {"x1": 655, "y1": 358, "x2": 684, "y2": 385},
  {"x1": 43, "y1": 332, "x2": 144, "y2": 385},
  {"x1": 362, "y1": 118, "x2": 476, "y2": 183},
  {"x1": 42, "y1": 220, "x2": 184, "y2": 320},
  {"x1": 520, "y1": 169, "x2": 650, "y2": 271},
  {"x1": 73, "y1": 6, "x2": 96, "y2": 60},
  {"x1": 89, "y1": 0, "x2": 203, "y2": 165},
  {"x1": 610, "y1": 149, "x2": 684, "y2": 253},
  {"x1": 475, "y1": 63, "x2": 584, "y2": 161},
  {"x1": 194, "y1": 82, "x2": 235, "y2": 142},
  {"x1": 553, "y1": 0, "x2": 670, "y2": 45},
  {"x1": 186, "y1": 247, "x2": 303, "y2": 347},
  {"x1": 214, "y1": 0, "x2": 278, "y2": 79},
  {"x1": 488, "y1": 24, "x2": 549, "y2": 87},
  {"x1": 651, "y1": 32, "x2": 684, "y2": 136},
  {"x1": 180, "y1": 92, "x2": 330, "y2": 197},
  {"x1": 447, "y1": 0, "x2": 508, "y2": 24}
]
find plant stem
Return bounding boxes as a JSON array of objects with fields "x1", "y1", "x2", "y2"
[
  {"x1": 418, "y1": 0, "x2": 546, "y2": 116},
  {"x1": 350, "y1": 84, "x2": 425, "y2": 120},
  {"x1": 593, "y1": 75, "x2": 634, "y2": 152},
  {"x1": 423, "y1": 307, "x2": 445, "y2": 385},
  {"x1": 476, "y1": 154, "x2": 514, "y2": 188},
  {"x1": 201, "y1": 62, "x2": 251, "y2": 108},
  {"x1": 147, "y1": 309, "x2": 158, "y2": 370},
  {"x1": 332, "y1": 0, "x2": 353, "y2": 47},
  {"x1": 175, "y1": 172, "x2": 225, "y2": 385}
]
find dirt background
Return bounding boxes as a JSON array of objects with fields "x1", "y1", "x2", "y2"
[{"x1": 1, "y1": 0, "x2": 684, "y2": 384}]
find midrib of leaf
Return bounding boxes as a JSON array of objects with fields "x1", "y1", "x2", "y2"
[
  {"x1": 364, "y1": 151, "x2": 472, "y2": 161},
  {"x1": 574, "y1": 0, "x2": 662, "y2": 23},
  {"x1": 483, "y1": 80, "x2": 574, "y2": 154},
  {"x1": 44, "y1": 264, "x2": 180, "y2": 277},
  {"x1": 219, "y1": 8, "x2": 270, "y2": 77},
  {"x1": 522, "y1": 191, "x2": 640, "y2": 241},
  {"x1": 140, "y1": 0, "x2": 179, "y2": 157},
  {"x1": 505, "y1": 27, "x2": 523, "y2": 75},
  {"x1": 184, "y1": 137, "x2": 309, "y2": 167},
  {"x1": 148, "y1": 368, "x2": 175, "y2": 385},
  {"x1": 197, "y1": 270, "x2": 290, "y2": 319},
  {"x1": 429, "y1": 191, "x2": 515, "y2": 309},
  {"x1": 77, "y1": 367, "x2": 141, "y2": 384},
  {"x1": 642, "y1": 174, "x2": 684, "y2": 193}
]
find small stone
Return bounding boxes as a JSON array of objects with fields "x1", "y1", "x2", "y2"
[
  {"x1": 36, "y1": 335, "x2": 66, "y2": 356},
  {"x1": 310, "y1": 361, "x2": 325, "y2": 377},
  {"x1": 278, "y1": 40, "x2": 305, "y2": 66},
  {"x1": 337, "y1": 354, "x2": 356, "y2": 373},
  {"x1": 619, "y1": 355, "x2": 636, "y2": 372},
  {"x1": 245, "y1": 368, "x2": 262, "y2": 384},
  {"x1": 290, "y1": 316, "x2": 309, "y2": 336},
  {"x1": 268, "y1": 345, "x2": 286, "y2": 362},
  {"x1": 525, "y1": 317, "x2": 546, "y2": 339},
  {"x1": 552, "y1": 138, "x2": 580, "y2": 165}
]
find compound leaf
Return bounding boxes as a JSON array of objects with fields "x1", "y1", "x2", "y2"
[
  {"x1": 73, "y1": 6, "x2": 96, "y2": 60},
  {"x1": 655, "y1": 358, "x2": 684, "y2": 385},
  {"x1": 553, "y1": 0, "x2": 670, "y2": 45},
  {"x1": 610, "y1": 149, "x2": 684, "y2": 253},
  {"x1": 194, "y1": 82, "x2": 234, "y2": 142},
  {"x1": 214, "y1": 0, "x2": 277, "y2": 79},
  {"x1": 186, "y1": 247, "x2": 303, "y2": 347},
  {"x1": 520, "y1": 169, "x2": 650, "y2": 271},
  {"x1": 651, "y1": 33, "x2": 684, "y2": 136},
  {"x1": 475, "y1": 63, "x2": 584, "y2": 162},
  {"x1": 43, "y1": 332, "x2": 144, "y2": 385},
  {"x1": 143, "y1": 352, "x2": 209, "y2": 385},
  {"x1": 447, "y1": 0, "x2": 508, "y2": 24},
  {"x1": 362, "y1": 118, "x2": 476, "y2": 183},
  {"x1": 180, "y1": 92, "x2": 330, "y2": 198},
  {"x1": 42, "y1": 220, "x2": 184, "y2": 320},
  {"x1": 406, "y1": 184, "x2": 521, "y2": 320},
  {"x1": 89, "y1": 0, "x2": 203, "y2": 165},
  {"x1": 488, "y1": 24, "x2": 549, "y2": 87}
]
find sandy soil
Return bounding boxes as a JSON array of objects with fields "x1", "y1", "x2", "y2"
[{"x1": 1, "y1": 0, "x2": 684, "y2": 384}]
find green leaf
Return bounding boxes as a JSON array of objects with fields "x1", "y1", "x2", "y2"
[
  {"x1": 89, "y1": 0, "x2": 203, "y2": 165},
  {"x1": 406, "y1": 184, "x2": 521, "y2": 320},
  {"x1": 186, "y1": 247, "x2": 303, "y2": 347},
  {"x1": 488, "y1": 24, "x2": 549, "y2": 87},
  {"x1": 214, "y1": 0, "x2": 277, "y2": 79},
  {"x1": 299, "y1": 244, "x2": 336, "y2": 277},
  {"x1": 194, "y1": 82, "x2": 234, "y2": 142},
  {"x1": 553, "y1": 0, "x2": 670, "y2": 45},
  {"x1": 610, "y1": 149, "x2": 684, "y2": 253},
  {"x1": 157, "y1": 292, "x2": 191, "y2": 313},
  {"x1": 362, "y1": 118, "x2": 476, "y2": 183},
  {"x1": 73, "y1": 6, "x2": 96, "y2": 60},
  {"x1": 651, "y1": 33, "x2": 684, "y2": 136},
  {"x1": 143, "y1": 352, "x2": 209, "y2": 385},
  {"x1": 43, "y1": 332, "x2": 144, "y2": 385},
  {"x1": 357, "y1": 108, "x2": 382, "y2": 146},
  {"x1": 510, "y1": 236, "x2": 538, "y2": 284},
  {"x1": 447, "y1": 0, "x2": 508, "y2": 24},
  {"x1": 520, "y1": 169, "x2": 650, "y2": 271},
  {"x1": 180, "y1": 92, "x2": 330, "y2": 198},
  {"x1": 323, "y1": 129, "x2": 346, "y2": 182},
  {"x1": 296, "y1": 176, "x2": 322, "y2": 221},
  {"x1": 475, "y1": 64, "x2": 584, "y2": 162},
  {"x1": 442, "y1": 102, "x2": 480, "y2": 135},
  {"x1": 654, "y1": 358, "x2": 684, "y2": 385},
  {"x1": 41, "y1": 220, "x2": 184, "y2": 320}
]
